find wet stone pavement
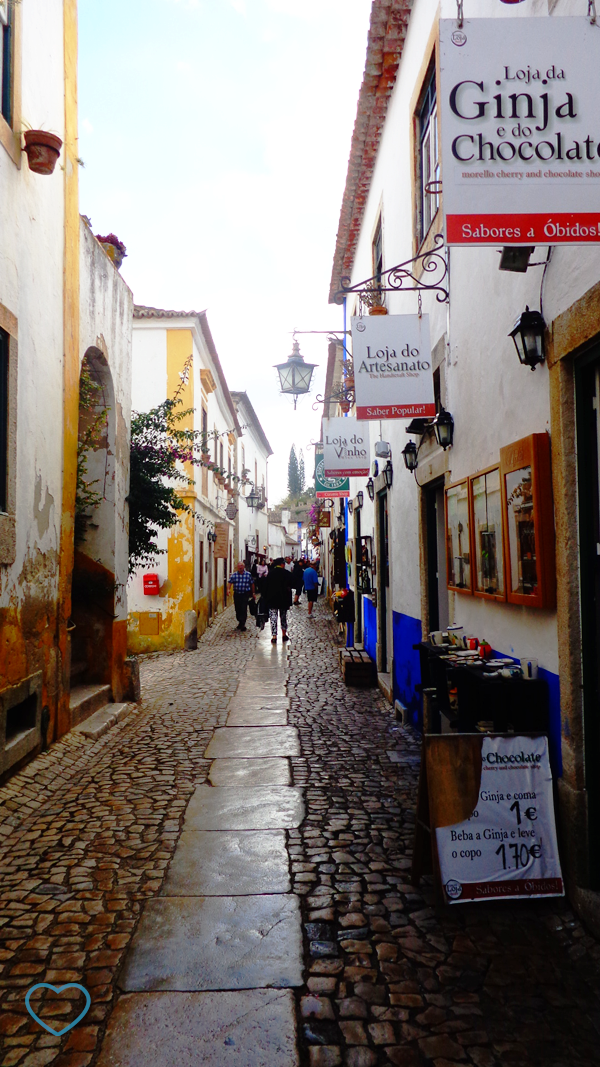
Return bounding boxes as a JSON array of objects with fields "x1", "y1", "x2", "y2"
[{"x1": 0, "y1": 601, "x2": 600, "y2": 1065}]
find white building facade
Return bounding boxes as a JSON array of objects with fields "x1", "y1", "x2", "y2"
[
  {"x1": 330, "y1": 0, "x2": 600, "y2": 925},
  {"x1": 231, "y1": 391, "x2": 272, "y2": 566}
]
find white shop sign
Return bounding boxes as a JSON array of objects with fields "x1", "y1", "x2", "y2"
[
  {"x1": 440, "y1": 18, "x2": 600, "y2": 245},
  {"x1": 351, "y1": 315, "x2": 435, "y2": 420},
  {"x1": 323, "y1": 417, "x2": 370, "y2": 476},
  {"x1": 436, "y1": 735, "x2": 564, "y2": 903}
]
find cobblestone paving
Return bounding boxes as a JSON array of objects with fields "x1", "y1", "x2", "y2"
[
  {"x1": 0, "y1": 608, "x2": 256, "y2": 1067},
  {"x1": 1, "y1": 600, "x2": 600, "y2": 1067},
  {"x1": 287, "y1": 605, "x2": 600, "y2": 1067}
]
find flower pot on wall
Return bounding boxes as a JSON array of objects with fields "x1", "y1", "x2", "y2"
[
  {"x1": 23, "y1": 131, "x2": 62, "y2": 175},
  {"x1": 369, "y1": 305, "x2": 388, "y2": 316},
  {"x1": 96, "y1": 233, "x2": 127, "y2": 270}
]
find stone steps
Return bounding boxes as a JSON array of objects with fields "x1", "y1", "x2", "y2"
[
  {"x1": 69, "y1": 683, "x2": 112, "y2": 725},
  {"x1": 73, "y1": 702, "x2": 134, "y2": 740}
]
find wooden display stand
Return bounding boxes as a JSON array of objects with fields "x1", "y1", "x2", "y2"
[{"x1": 339, "y1": 648, "x2": 375, "y2": 687}]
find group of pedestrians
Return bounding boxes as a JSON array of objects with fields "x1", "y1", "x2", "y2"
[{"x1": 227, "y1": 555, "x2": 320, "y2": 643}]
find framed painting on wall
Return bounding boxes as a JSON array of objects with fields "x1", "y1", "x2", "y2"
[
  {"x1": 445, "y1": 479, "x2": 472, "y2": 594},
  {"x1": 469, "y1": 466, "x2": 506, "y2": 601},
  {"x1": 499, "y1": 433, "x2": 556, "y2": 609}
]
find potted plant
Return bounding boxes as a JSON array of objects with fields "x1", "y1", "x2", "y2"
[
  {"x1": 95, "y1": 233, "x2": 127, "y2": 270},
  {"x1": 23, "y1": 130, "x2": 63, "y2": 175}
]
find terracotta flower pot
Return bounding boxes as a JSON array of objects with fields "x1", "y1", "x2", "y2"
[
  {"x1": 369, "y1": 305, "x2": 388, "y2": 316},
  {"x1": 23, "y1": 130, "x2": 62, "y2": 175}
]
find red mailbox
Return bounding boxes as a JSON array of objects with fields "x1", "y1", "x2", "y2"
[{"x1": 143, "y1": 573, "x2": 160, "y2": 596}]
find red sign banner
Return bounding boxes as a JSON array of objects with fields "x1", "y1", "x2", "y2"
[
  {"x1": 356, "y1": 403, "x2": 435, "y2": 420},
  {"x1": 447, "y1": 212, "x2": 600, "y2": 245}
]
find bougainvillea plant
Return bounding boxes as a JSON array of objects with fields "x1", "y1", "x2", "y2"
[{"x1": 95, "y1": 232, "x2": 127, "y2": 256}]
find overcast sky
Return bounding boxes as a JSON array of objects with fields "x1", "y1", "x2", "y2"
[{"x1": 78, "y1": 0, "x2": 372, "y2": 503}]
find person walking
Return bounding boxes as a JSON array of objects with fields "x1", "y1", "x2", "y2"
[
  {"x1": 303, "y1": 559, "x2": 319, "y2": 617},
  {"x1": 292, "y1": 558, "x2": 304, "y2": 606},
  {"x1": 265, "y1": 558, "x2": 292, "y2": 643},
  {"x1": 228, "y1": 561, "x2": 255, "y2": 632}
]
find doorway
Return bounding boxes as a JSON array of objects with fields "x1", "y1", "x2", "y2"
[
  {"x1": 377, "y1": 491, "x2": 389, "y2": 671},
  {"x1": 576, "y1": 347, "x2": 600, "y2": 887},
  {"x1": 423, "y1": 478, "x2": 449, "y2": 633}
]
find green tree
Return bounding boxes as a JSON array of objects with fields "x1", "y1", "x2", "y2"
[
  {"x1": 287, "y1": 445, "x2": 301, "y2": 497},
  {"x1": 298, "y1": 449, "x2": 305, "y2": 493}
]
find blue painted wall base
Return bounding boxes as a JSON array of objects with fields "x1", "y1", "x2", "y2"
[{"x1": 392, "y1": 612, "x2": 422, "y2": 730}]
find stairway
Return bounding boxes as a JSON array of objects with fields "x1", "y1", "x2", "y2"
[{"x1": 69, "y1": 661, "x2": 134, "y2": 740}]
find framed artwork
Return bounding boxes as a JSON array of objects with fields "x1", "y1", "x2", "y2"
[
  {"x1": 446, "y1": 479, "x2": 472, "y2": 593},
  {"x1": 500, "y1": 433, "x2": 556, "y2": 609},
  {"x1": 469, "y1": 466, "x2": 506, "y2": 601}
]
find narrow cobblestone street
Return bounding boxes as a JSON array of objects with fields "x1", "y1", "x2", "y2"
[{"x1": 1, "y1": 602, "x2": 600, "y2": 1067}]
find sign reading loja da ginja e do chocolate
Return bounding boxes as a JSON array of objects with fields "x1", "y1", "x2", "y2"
[
  {"x1": 351, "y1": 314, "x2": 435, "y2": 421},
  {"x1": 440, "y1": 17, "x2": 600, "y2": 245}
]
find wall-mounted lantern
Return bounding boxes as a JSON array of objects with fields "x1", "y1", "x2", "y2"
[
  {"x1": 508, "y1": 306, "x2": 546, "y2": 371},
  {"x1": 356, "y1": 491, "x2": 364, "y2": 509},
  {"x1": 366, "y1": 477, "x2": 375, "y2": 501},
  {"x1": 433, "y1": 407, "x2": 454, "y2": 450},
  {"x1": 383, "y1": 460, "x2": 393, "y2": 488},
  {"x1": 274, "y1": 338, "x2": 317, "y2": 408},
  {"x1": 401, "y1": 441, "x2": 419, "y2": 472}
]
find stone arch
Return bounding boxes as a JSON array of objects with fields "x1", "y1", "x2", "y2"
[{"x1": 70, "y1": 348, "x2": 118, "y2": 695}]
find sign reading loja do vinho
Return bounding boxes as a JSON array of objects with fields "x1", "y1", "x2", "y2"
[
  {"x1": 351, "y1": 314, "x2": 435, "y2": 420},
  {"x1": 323, "y1": 418, "x2": 370, "y2": 476},
  {"x1": 440, "y1": 18, "x2": 600, "y2": 245}
]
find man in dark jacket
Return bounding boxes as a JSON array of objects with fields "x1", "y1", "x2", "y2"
[
  {"x1": 265, "y1": 558, "x2": 292, "y2": 643},
  {"x1": 292, "y1": 559, "x2": 304, "y2": 605}
]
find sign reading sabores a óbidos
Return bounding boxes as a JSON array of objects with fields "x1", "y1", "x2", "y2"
[
  {"x1": 323, "y1": 417, "x2": 370, "y2": 477},
  {"x1": 440, "y1": 18, "x2": 600, "y2": 245},
  {"x1": 351, "y1": 314, "x2": 435, "y2": 420}
]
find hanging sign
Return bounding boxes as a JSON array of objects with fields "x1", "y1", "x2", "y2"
[
  {"x1": 323, "y1": 417, "x2": 370, "y2": 476},
  {"x1": 432, "y1": 735, "x2": 564, "y2": 903},
  {"x1": 440, "y1": 18, "x2": 600, "y2": 245},
  {"x1": 315, "y1": 451, "x2": 349, "y2": 499},
  {"x1": 214, "y1": 521, "x2": 229, "y2": 559},
  {"x1": 351, "y1": 315, "x2": 434, "y2": 420}
]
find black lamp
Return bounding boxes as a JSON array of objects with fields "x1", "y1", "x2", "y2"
[
  {"x1": 246, "y1": 486, "x2": 261, "y2": 510},
  {"x1": 348, "y1": 499, "x2": 353, "y2": 515},
  {"x1": 274, "y1": 338, "x2": 317, "y2": 408},
  {"x1": 509, "y1": 306, "x2": 546, "y2": 370},
  {"x1": 356, "y1": 491, "x2": 364, "y2": 509},
  {"x1": 433, "y1": 407, "x2": 454, "y2": 450},
  {"x1": 366, "y1": 477, "x2": 375, "y2": 501},
  {"x1": 383, "y1": 460, "x2": 393, "y2": 488},
  {"x1": 402, "y1": 441, "x2": 419, "y2": 472}
]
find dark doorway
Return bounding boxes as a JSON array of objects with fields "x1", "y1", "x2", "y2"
[
  {"x1": 377, "y1": 491, "x2": 389, "y2": 671},
  {"x1": 576, "y1": 347, "x2": 600, "y2": 887},
  {"x1": 423, "y1": 478, "x2": 449, "y2": 634}
]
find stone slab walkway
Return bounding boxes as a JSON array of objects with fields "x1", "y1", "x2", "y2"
[{"x1": 1, "y1": 600, "x2": 600, "y2": 1067}]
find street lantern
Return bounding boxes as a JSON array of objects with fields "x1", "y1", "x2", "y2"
[
  {"x1": 383, "y1": 460, "x2": 393, "y2": 488},
  {"x1": 366, "y1": 477, "x2": 375, "y2": 501},
  {"x1": 246, "y1": 486, "x2": 261, "y2": 510},
  {"x1": 274, "y1": 339, "x2": 317, "y2": 409},
  {"x1": 433, "y1": 407, "x2": 454, "y2": 450},
  {"x1": 356, "y1": 491, "x2": 364, "y2": 509},
  {"x1": 402, "y1": 441, "x2": 419, "y2": 472},
  {"x1": 508, "y1": 306, "x2": 546, "y2": 370}
]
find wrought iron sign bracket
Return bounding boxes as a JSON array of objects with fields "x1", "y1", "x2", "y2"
[{"x1": 334, "y1": 233, "x2": 449, "y2": 307}]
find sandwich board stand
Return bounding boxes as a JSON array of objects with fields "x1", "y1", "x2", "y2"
[{"x1": 412, "y1": 733, "x2": 564, "y2": 904}]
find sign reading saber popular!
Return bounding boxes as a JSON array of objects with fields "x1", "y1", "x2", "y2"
[
  {"x1": 323, "y1": 418, "x2": 370, "y2": 476},
  {"x1": 440, "y1": 18, "x2": 600, "y2": 245},
  {"x1": 351, "y1": 314, "x2": 434, "y2": 420}
]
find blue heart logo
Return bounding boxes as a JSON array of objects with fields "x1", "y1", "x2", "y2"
[{"x1": 25, "y1": 983, "x2": 91, "y2": 1036}]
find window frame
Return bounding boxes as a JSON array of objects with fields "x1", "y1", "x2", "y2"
[
  {"x1": 0, "y1": 0, "x2": 21, "y2": 166},
  {"x1": 0, "y1": 304, "x2": 17, "y2": 565},
  {"x1": 416, "y1": 59, "x2": 440, "y2": 247}
]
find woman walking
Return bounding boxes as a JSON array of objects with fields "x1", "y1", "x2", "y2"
[
  {"x1": 265, "y1": 558, "x2": 293, "y2": 643},
  {"x1": 292, "y1": 558, "x2": 304, "y2": 606}
]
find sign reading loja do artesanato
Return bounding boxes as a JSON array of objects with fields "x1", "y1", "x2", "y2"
[
  {"x1": 323, "y1": 417, "x2": 370, "y2": 476},
  {"x1": 351, "y1": 314, "x2": 435, "y2": 420},
  {"x1": 440, "y1": 18, "x2": 600, "y2": 245}
]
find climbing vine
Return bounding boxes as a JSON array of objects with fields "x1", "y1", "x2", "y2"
[{"x1": 75, "y1": 361, "x2": 109, "y2": 545}]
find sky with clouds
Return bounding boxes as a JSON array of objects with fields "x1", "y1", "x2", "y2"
[{"x1": 78, "y1": 0, "x2": 373, "y2": 503}]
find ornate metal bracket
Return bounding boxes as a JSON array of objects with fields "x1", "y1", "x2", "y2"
[{"x1": 334, "y1": 233, "x2": 448, "y2": 306}]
